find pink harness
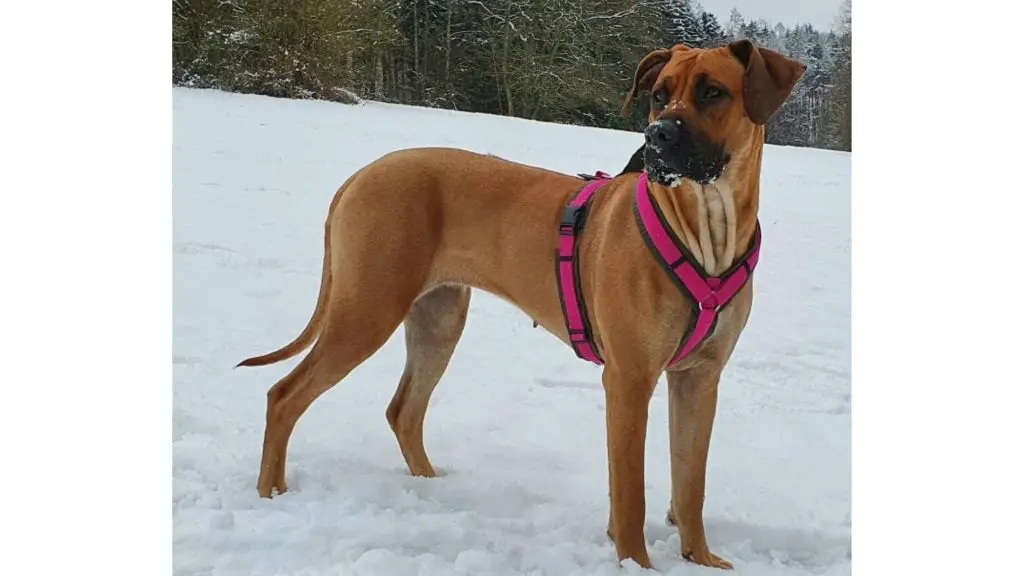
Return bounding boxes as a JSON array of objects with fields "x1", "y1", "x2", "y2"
[{"x1": 556, "y1": 171, "x2": 761, "y2": 367}]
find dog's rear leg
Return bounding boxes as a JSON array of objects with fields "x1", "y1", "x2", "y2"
[
  {"x1": 258, "y1": 292, "x2": 412, "y2": 498},
  {"x1": 386, "y1": 285, "x2": 471, "y2": 477}
]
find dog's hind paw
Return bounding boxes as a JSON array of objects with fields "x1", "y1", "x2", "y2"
[{"x1": 683, "y1": 548, "x2": 733, "y2": 570}]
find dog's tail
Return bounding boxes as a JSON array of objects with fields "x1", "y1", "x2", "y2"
[
  {"x1": 234, "y1": 173, "x2": 359, "y2": 369},
  {"x1": 235, "y1": 229, "x2": 332, "y2": 368}
]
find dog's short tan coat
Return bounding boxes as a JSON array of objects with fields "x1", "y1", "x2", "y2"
[{"x1": 239, "y1": 41, "x2": 806, "y2": 569}]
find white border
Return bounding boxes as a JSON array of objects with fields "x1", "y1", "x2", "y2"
[
  {"x1": 1, "y1": 1, "x2": 170, "y2": 574},
  {"x1": 855, "y1": 1, "x2": 1024, "y2": 574}
]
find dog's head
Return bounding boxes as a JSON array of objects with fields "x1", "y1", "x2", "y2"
[{"x1": 622, "y1": 41, "x2": 806, "y2": 186}]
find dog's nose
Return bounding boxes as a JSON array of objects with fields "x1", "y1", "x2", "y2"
[{"x1": 645, "y1": 120, "x2": 679, "y2": 147}]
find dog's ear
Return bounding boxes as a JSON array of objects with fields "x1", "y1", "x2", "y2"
[
  {"x1": 621, "y1": 49, "x2": 673, "y2": 116},
  {"x1": 728, "y1": 39, "x2": 807, "y2": 125}
]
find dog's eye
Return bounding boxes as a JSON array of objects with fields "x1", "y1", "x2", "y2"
[
  {"x1": 702, "y1": 86, "x2": 724, "y2": 101},
  {"x1": 652, "y1": 89, "x2": 668, "y2": 107}
]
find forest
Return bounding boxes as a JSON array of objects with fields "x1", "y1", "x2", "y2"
[{"x1": 172, "y1": 0, "x2": 852, "y2": 150}]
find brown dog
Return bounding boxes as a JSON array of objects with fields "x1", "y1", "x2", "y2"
[{"x1": 238, "y1": 41, "x2": 805, "y2": 570}]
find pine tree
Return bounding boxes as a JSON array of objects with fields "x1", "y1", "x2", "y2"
[
  {"x1": 662, "y1": 0, "x2": 705, "y2": 47},
  {"x1": 700, "y1": 11, "x2": 727, "y2": 47},
  {"x1": 726, "y1": 7, "x2": 744, "y2": 39}
]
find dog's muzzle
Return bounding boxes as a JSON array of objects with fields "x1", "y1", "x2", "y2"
[{"x1": 643, "y1": 118, "x2": 729, "y2": 186}]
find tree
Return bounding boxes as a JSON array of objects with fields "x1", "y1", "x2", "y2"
[
  {"x1": 171, "y1": 0, "x2": 851, "y2": 150},
  {"x1": 822, "y1": 0, "x2": 852, "y2": 150},
  {"x1": 726, "y1": 7, "x2": 744, "y2": 39},
  {"x1": 700, "y1": 11, "x2": 727, "y2": 47},
  {"x1": 662, "y1": 0, "x2": 705, "y2": 47}
]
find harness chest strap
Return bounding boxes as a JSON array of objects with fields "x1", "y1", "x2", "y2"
[
  {"x1": 633, "y1": 172, "x2": 761, "y2": 366},
  {"x1": 555, "y1": 171, "x2": 762, "y2": 368}
]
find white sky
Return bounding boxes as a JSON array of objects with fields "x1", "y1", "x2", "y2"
[{"x1": 696, "y1": 0, "x2": 844, "y2": 31}]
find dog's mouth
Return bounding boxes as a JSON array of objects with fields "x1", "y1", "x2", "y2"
[
  {"x1": 644, "y1": 159, "x2": 685, "y2": 188},
  {"x1": 644, "y1": 145, "x2": 729, "y2": 187}
]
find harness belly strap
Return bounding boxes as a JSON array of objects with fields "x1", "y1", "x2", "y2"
[{"x1": 555, "y1": 175, "x2": 611, "y2": 364}]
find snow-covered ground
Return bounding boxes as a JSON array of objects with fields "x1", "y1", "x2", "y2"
[{"x1": 173, "y1": 88, "x2": 850, "y2": 576}]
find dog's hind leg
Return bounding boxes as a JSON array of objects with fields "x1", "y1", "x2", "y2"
[
  {"x1": 257, "y1": 278, "x2": 420, "y2": 498},
  {"x1": 386, "y1": 285, "x2": 471, "y2": 477}
]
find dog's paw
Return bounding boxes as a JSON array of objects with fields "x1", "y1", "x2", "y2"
[
  {"x1": 682, "y1": 548, "x2": 733, "y2": 570},
  {"x1": 256, "y1": 479, "x2": 287, "y2": 498}
]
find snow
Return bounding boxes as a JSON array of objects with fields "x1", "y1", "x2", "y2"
[{"x1": 173, "y1": 87, "x2": 850, "y2": 576}]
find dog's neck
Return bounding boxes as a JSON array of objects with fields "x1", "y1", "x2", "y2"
[{"x1": 648, "y1": 140, "x2": 762, "y2": 276}]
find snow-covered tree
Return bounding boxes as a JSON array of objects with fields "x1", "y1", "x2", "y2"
[
  {"x1": 726, "y1": 7, "x2": 744, "y2": 39},
  {"x1": 700, "y1": 11, "x2": 727, "y2": 47},
  {"x1": 172, "y1": 0, "x2": 851, "y2": 150},
  {"x1": 662, "y1": 0, "x2": 705, "y2": 47}
]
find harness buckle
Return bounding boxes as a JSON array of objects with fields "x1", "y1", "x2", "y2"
[
  {"x1": 568, "y1": 327, "x2": 590, "y2": 343},
  {"x1": 700, "y1": 293, "x2": 721, "y2": 311},
  {"x1": 560, "y1": 204, "x2": 588, "y2": 236}
]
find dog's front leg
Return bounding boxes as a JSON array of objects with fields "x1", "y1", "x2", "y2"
[
  {"x1": 665, "y1": 367, "x2": 733, "y2": 570},
  {"x1": 602, "y1": 363, "x2": 658, "y2": 569}
]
